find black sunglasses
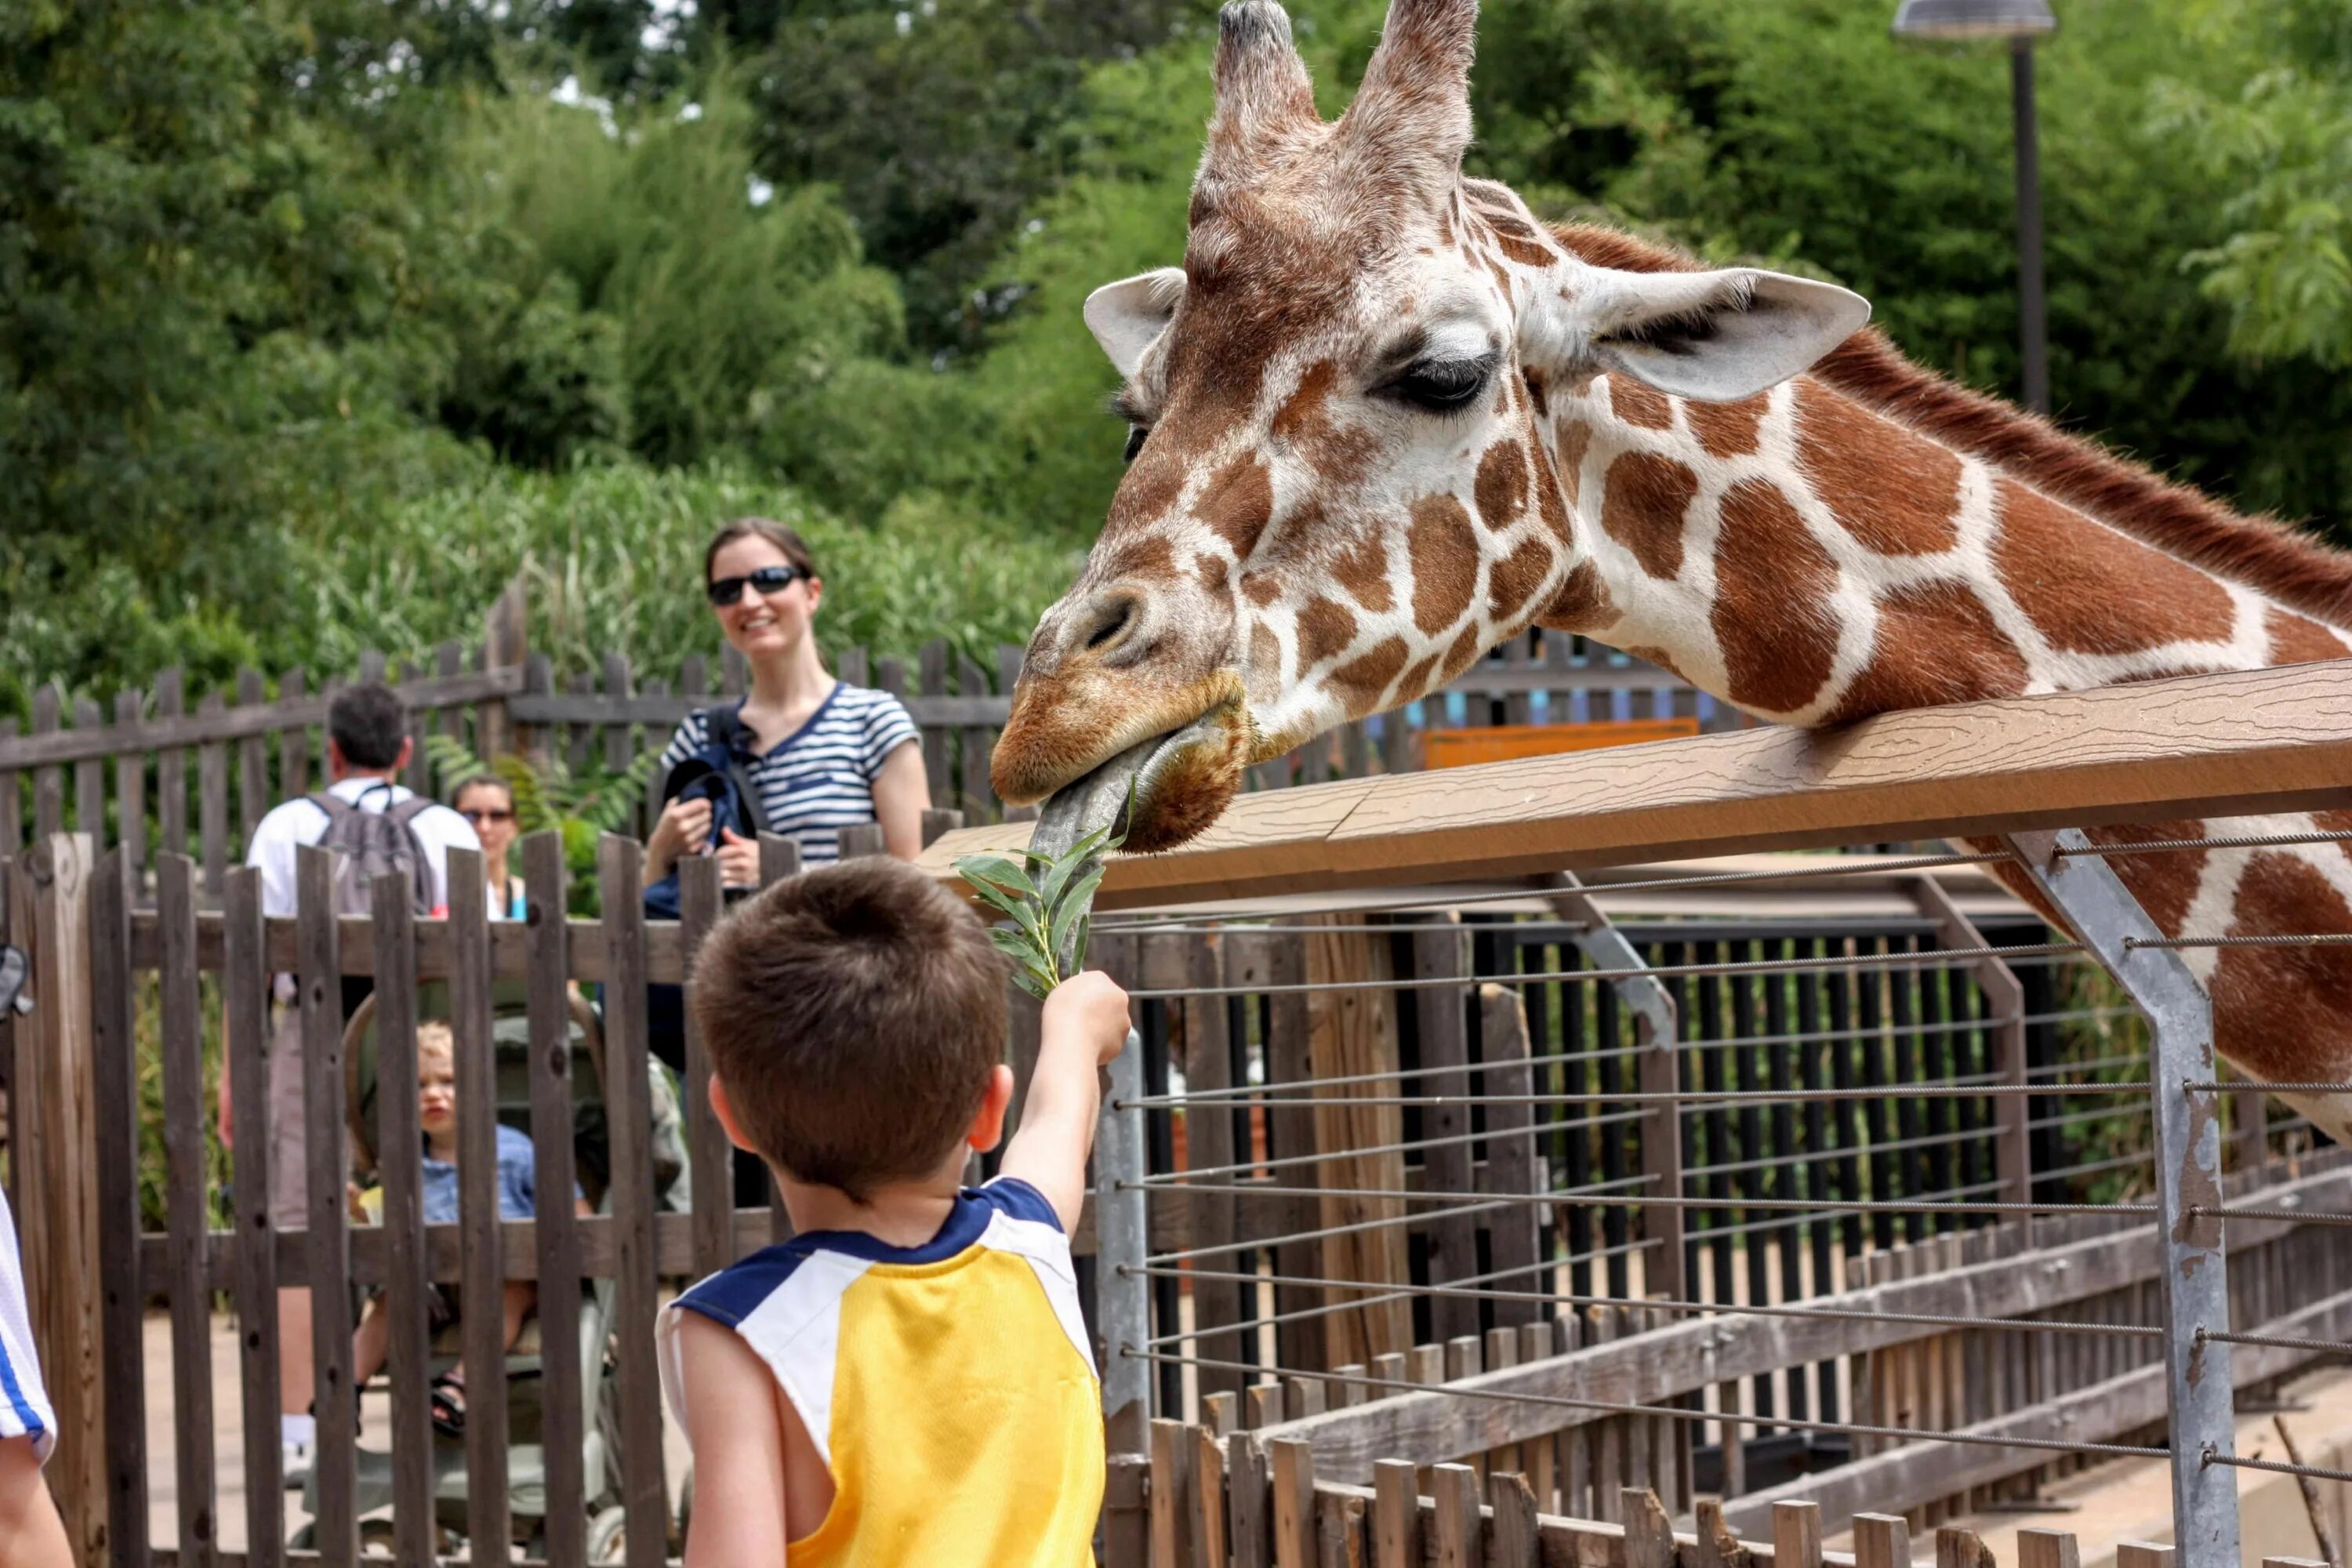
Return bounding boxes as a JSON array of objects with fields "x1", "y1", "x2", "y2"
[
  {"x1": 707, "y1": 564, "x2": 807, "y2": 607},
  {"x1": 459, "y1": 808, "x2": 514, "y2": 824}
]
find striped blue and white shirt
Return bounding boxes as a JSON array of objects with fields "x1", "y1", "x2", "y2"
[
  {"x1": 658, "y1": 684, "x2": 919, "y2": 867},
  {"x1": 0, "y1": 1183, "x2": 56, "y2": 1462}
]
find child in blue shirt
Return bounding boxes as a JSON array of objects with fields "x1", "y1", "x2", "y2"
[{"x1": 350, "y1": 1020, "x2": 554, "y2": 1436}]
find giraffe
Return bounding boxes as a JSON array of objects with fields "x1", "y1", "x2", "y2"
[{"x1": 989, "y1": 0, "x2": 2352, "y2": 1146}]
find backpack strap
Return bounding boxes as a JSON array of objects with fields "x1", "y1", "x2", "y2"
[
  {"x1": 386, "y1": 796, "x2": 437, "y2": 830},
  {"x1": 307, "y1": 789, "x2": 353, "y2": 822},
  {"x1": 698, "y1": 703, "x2": 769, "y2": 837}
]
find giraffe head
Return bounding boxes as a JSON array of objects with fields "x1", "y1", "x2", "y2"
[{"x1": 993, "y1": 0, "x2": 1869, "y2": 849}]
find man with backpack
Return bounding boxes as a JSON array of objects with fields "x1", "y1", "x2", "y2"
[{"x1": 240, "y1": 682, "x2": 478, "y2": 1482}]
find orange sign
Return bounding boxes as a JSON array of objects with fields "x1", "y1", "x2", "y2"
[{"x1": 1421, "y1": 718, "x2": 1701, "y2": 769}]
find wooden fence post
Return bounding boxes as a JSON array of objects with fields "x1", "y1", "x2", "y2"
[
  {"x1": 478, "y1": 571, "x2": 529, "y2": 763},
  {"x1": 25, "y1": 833, "x2": 107, "y2": 1564}
]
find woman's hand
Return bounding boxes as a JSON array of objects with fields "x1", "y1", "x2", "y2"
[
  {"x1": 644, "y1": 796, "x2": 713, "y2": 882},
  {"x1": 715, "y1": 827, "x2": 761, "y2": 890}
]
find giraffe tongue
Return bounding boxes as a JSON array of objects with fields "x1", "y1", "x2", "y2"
[{"x1": 1029, "y1": 717, "x2": 1225, "y2": 864}]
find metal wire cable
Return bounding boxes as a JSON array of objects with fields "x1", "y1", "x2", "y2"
[
  {"x1": 1124, "y1": 1078, "x2": 2153, "y2": 1113},
  {"x1": 2203, "y1": 1447, "x2": 2352, "y2": 1484},
  {"x1": 1127, "y1": 1180, "x2": 2154, "y2": 1221},
  {"x1": 1126, "y1": 1349, "x2": 2169, "y2": 1462},
  {"x1": 1142, "y1": 1196, "x2": 1640, "y2": 1269},
  {"x1": 1123, "y1": 941, "x2": 2089, "y2": 1003},
  {"x1": 2059, "y1": 828, "x2": 2352, "y2": 858},
  {"x1": 1129, "y1": 1250, "x2": 1641, "y2": 1349},
  {"x1": 1141, "y1": 1120, "x2": 1653, "y2": 1187},
  {"x1": 1134, "y1": 1040, "x2": 1651, "y2": 1111},
  {"x1": 2198, "y1": 1327, "x2": 2352, "y2": 1355},
  {"x1": 2183, "y1": 1081, "x2": 2352, "y2": 1095},
  {"x1": 1127, "y1": 1264, "x2": 2161, "y2": 1344},
  {"x1": 2194, "y1": 1203, "x2": 2352, "y2": 1226},
  {"x1": 2126, "y1": 931, "x2": 2352, "y2": 951}
]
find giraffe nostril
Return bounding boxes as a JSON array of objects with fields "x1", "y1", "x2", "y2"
[{"x1": 1077, "y1": 591, "x2": 1143, "y2": 656}]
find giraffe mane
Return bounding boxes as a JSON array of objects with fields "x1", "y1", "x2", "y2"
[{"x1": 1553, "y1": 222, "x2": 2352, "y2": 633}]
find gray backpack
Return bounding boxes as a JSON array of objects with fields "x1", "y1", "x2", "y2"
[{"x1": 310, "y1": 787, "x2": 437, "y2": 917}]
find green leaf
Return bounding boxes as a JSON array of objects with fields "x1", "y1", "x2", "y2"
[
  {"x1": 1047, "y1": 859, "x2": 1107, "y2": 973},
  {"x1": 953, "y1": 853, "x2": 1040, "y2": 901}
]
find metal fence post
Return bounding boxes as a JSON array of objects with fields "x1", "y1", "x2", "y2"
[
  {"x1": 1098, "y1": 1026, "x2": 1152, "y2": 1454},
  {"x1": 2004, "y1": 830, "x2": 2238, "y2": 1568}
]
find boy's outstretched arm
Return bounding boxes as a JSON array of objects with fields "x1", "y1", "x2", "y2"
[
  {"x1": 677, "y1": 1313, "x2": 790, "y2": 1568},
  {"x1": 999, "y1": 971, "x2": 1131, "y2": 1233}
]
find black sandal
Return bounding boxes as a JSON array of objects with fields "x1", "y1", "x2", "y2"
[{"x1": 428, "y1": 1372, "x2": 468, "y2": 1439}]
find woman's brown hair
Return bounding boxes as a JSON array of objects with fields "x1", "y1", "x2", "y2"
[{"x1": 704, "y1": 517, "x2": 818, "y2": 585}]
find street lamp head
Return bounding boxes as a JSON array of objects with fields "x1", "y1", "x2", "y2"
[{"x1": 1890, "y1": 0, "x2": 2056, "y2": 41}]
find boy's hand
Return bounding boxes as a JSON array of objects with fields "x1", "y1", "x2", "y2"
[{"x1": 1043, "y1": 971, "x2": 1130, "y2": 1065}]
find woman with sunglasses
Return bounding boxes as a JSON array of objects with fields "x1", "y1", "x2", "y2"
[
  {"x1": 451, "y1": 776, "x2": 528, "y2": 919},
  {"x1": 644, "y1": 518, "x2": 926, "y2": 888}
]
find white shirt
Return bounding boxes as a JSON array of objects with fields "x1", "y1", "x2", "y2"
[
  {"x1": 0, "y1": 1182, "x2": 55, "y2": 1462},
  {"x1": 245, "y1": 775, "x2": 481, "y2": 917}
]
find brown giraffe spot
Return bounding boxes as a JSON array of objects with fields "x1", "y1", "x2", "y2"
[
  {"x1": 1272, "y1": 361, "x2": 1338, "y2": 442},
  {"x1": 1555, "y1": 420, "x2": 1593, "y2": 507},
  {"x1": 1332, "y1": 533, "x2": 1393, "y2": 613},
  {"x1": 1241, "y1": 572, "x2": 1280, "y2": 608},
  {"x1": 1399, "y1": 650, "x2": 1445, "y2": 701},
  {"x1": 1523, "y1": 369, "x2": 1549, "y2": 419},
  {"x1": 1441, "y1": 624, "x2": 1487, "y2": 682},
  {"x1": 1332, "y1": 637, "x2": 1408, "y2": 707},
  {"x1": 2089, "y1": 820, "x2": 2211, "y2": 933},
  {"x1": 1407, "y1": 494, "x2": 1479, "y2": 636},
  {"x1": 2265, "y1": 604, "x2": 2351, "y2": 665},
  {"x1": 1194, "y1": 454, "x2": 1275, "y2": 557},
  {"x1": 1108, "y1": 449, "x2": 1186, "y2": 532},
  {"x1": 1269, "y1": 361, "x2": 1379, "y2": 485},
  {"x1": 1475, "y1": 441, "x2": 1530, "y2": 532},
  {"x1": 1623, "y1": 645, "x2": 1693, "y2": 684},
  {"x1": 1599, "y1": 452, "x2": 1698, "y2": 581},
  {"x1": 2209, "y1": 852, "x2": 2352, "y2": 1085},
  {"x1": 1495, "y1": 233, "x2": 1556, "y2": 268},
  {"x1": 1824, "y1": 581, "x2": 2029, "y2": 724},
  {"x1": 1483, "y1": 255, "x2": 1514, "y2": 297},
  {"x1": 1489, "y1": 535, "x2": 1556, "y2": 626},
  {"x1": 1795, "y1": 381, "x2": 1962, "y2": 555},
  {"x1": 1248, "y1": 622, "x2": 1281, "y2": 685},
  {"x1": 1991, "y1": 478, "x2": 2236, "y2": 654},
  {"x1": 1712, "y1": 478, "x2": 1841, "y2": 714},
  {"x1": 1544, "y1": 561, "x2": 1618, "y2": 633},
  {"x1": 1606, "y1": 376, "x2": 1674, "y2": 431},
  {"x1": 1686, "y1": 395, "x2": 1766, "y2": 460},
  {"x1": 1294, "y1": 597, "x2": 1357, "y2": 677},
  {"x1": 1102, "y1": 533, "x2": 1177, "y2": 583},
  {"x1": 1479, "y1": 207, "x2": 1539, "y2": 239},
  {"x1": 2320, "y1": 808, "x2": 2352, "y2": 872}
]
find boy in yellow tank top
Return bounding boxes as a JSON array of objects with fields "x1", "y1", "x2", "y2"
[{"x1": 659, "y1": 856, "x2": 1129, "y2": 1566}]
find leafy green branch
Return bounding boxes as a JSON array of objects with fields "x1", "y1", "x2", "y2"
[{"x1": 954, "y1": 814, "x2": 1123, "y2": 1001}]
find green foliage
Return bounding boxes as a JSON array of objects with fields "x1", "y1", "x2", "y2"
[{"x1": 956, "y1": 805, "x2": 1125, "y2": 999}]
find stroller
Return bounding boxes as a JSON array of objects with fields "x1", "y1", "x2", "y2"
[{"x1": 299, "y1": 977, "x2": 692, "y2": 1559}]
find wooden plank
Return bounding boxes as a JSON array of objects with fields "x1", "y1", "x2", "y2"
[
  {"x1": 1414, "y1": 923, "x2": 1480, "y2": 1343},
  {"x1": 1776, "y1": 1502, "x2": 1824, "y2": 1568},
  {"x1": 1432, "y1": 1465, "x2": 1482, "y2": 1568},
  {"x1": 1272, "y1": 1438, "x2": 1319, "y2": 1568},
  {"x1": 1479, "y1": 984, "x2": 1542, "y2": 1327},
  {"x1": 837, "y1": 821, "x2": 888, "y2": 860},
  {"x1": 1491, "y1": 1471, "x2": 1540, "y2": 1566},
  {"x1": 920, "y1": 662, "x2": 2352, "y2": 907},
  {"x1": 198, "y1": 690, "x2": 230, "y2": 898},
  {"x1": 681, "y1": 855, "x2": 731, "y2": 1275},
  {"x1": 1242, "y1": 926, "x2": 1328, "y2": 1374},
  {"x1": 2114, "y1": 1547, "x2": 2173, "y2": 1568},
  {"x1": 160, "y1": 856, "x2": 220, "y2": 1565},
  {"x1": 1696, "y1": 1497, "x2": 1747, "y2": 1568},
  {"x1": 237, "y1": 670, "x2": 269, "y2": 842},
  {"x1": 1626, "y1": 1488, "x2": 1676, "y2": 1568},
  {"x1": 90, "y1": 848, "x2": 154, "y2": 1568},
  {"x1": 2015, "y1": 1528, "x2": 2078, "y2": 1568},
  {"x1": 958, "y1": 654, "x2": 997, "y2": 819},
  {"x1": 1373, "y1": 1460, "x2": 1421, "y2": 1568},
  {"x1": 157, "y1": 669, "x2": 188, "y2": 862},
  {"x1": 296, "y1": 844, "x2": 357, "y2": 1565},
  {"x1": 114, "y1": 689, "x2": 146, "y2": 883},
  {"x1": 598, "y1": 835, "x2": 670, "y2": 1568},
  {"x1": 1106, "y1": 1454, "x2": 1150, "y2": 1568},
  {"x1": 524, "y1": 831, "x2": 587, "y2": 1566},
  {"x1": 222, "y1": 866, "x2": 281, "y2": 1566},
  {"x1": 1230, "y1": 1432, "x2": 1272, "y2": 1568},
  {"x1": 920, "y1": 640, "x2": 953, "y2": 809},
  {"x1": 368, "y1": 874, "x2": 436, "y2": 1566},
  {"x1": 1304, "y1": 917, "x2": 1412, "y2": 1366},
  {"x1": 1158, "y1": 931, "x2": 1240, "y2": 1403},
  {"x1": 446, "y1": 850, "x2": 511, "y2": 1556},
  {"x1": 1, "y1": 723, "x2": 20, "y2": 858},
  {"x1": 1935, "y1": 1528, "x2": 1993, "y2": 1568},
  {"x1": 1196, "y1": 1424, "x2": 1231, "y2": 1568},
  {"x1": 31, "y1": 685, "x2": 64, "y2": 843},
  {"x1": 1152, "y1": 1419, "x2": 1195, "y2": 1568},
  {"x1": 278, "y1": 670, "x2": 310, "y2": 801},
  {"x1": 1854, "y1": 1515, "x2": 1911, "y2": 1568}
]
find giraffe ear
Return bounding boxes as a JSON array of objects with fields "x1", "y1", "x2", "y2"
[
  {"x1": 1583, "y1": 267, "x2": 1871, "y2": 403},
  {"x1": 1083, "y1": 268, "x2": 1188, "y2": 380}
]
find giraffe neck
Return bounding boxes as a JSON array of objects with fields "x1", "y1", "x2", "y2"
[{"x1": 1533, "y1": 366, "x2": 2351, "y2": 725}]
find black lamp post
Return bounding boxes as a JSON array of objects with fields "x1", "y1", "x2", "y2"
[{"x1": 1893, "y1": 0, "x2": 2059, "y2": 414}]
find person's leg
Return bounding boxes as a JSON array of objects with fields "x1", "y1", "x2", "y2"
[
  {"x1": 499, "y1": 1281, "x2": 536, "y2": 1353},
  {"x1": 266, "y1": 1005, "x2": 317, "y2": 1464},
  {"x1": 350, "y1": 1296, "x2": 390, "y2": 1388},
  {"x1": 0, "y1": 1436, "x2": 72, "y2": 1568}
]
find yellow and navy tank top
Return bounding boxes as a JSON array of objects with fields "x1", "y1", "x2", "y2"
[{"x1": 658, "y1": 1178, "x2": 1104, "y2": 1566}]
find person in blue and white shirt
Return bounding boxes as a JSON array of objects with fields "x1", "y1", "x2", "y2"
[
  {"x1": 642, "y1": 518, "x2": 928, "y2": 886},
  {"x1": 0, "y1": 1180, "x2": 71, "y2": 1568}
]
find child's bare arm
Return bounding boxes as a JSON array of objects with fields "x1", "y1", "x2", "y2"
[
  {"x1": 998, "y1": 971, "x2": 1131, "y2": 1232},
  {"x1": 677, "y1": 1313, "x2": 789, "y2": 1567}
]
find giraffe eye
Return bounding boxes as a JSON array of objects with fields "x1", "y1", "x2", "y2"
[
  {"x1": 1384, "y1": 354, "x2": 1496, "y2": 413},
  {"x1": 1123, "y1": 426, "x2": 1149, "y2": 464}
]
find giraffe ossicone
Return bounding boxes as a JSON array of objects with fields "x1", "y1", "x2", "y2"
[{"x1": 993, "y1": 0, "x2": 2352, "y2": 1145}]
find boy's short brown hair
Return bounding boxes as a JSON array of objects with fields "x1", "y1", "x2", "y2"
[{"x1": 689, "y1": 856, "x2": 1006, "y2": 1200}]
